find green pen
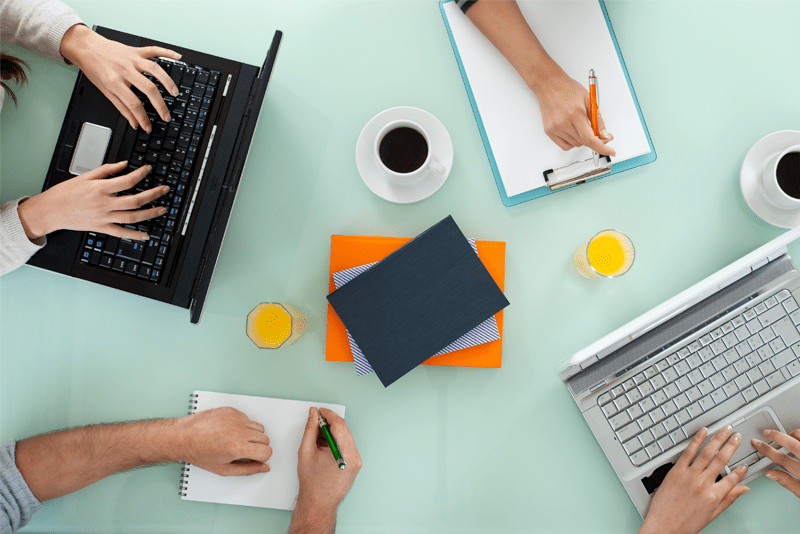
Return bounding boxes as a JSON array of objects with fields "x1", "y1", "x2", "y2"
[{"x1": 318, "y1": 414, "x2": 346, "y2": 470}]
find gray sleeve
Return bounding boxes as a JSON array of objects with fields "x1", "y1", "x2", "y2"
[
  {"x1": 0, "y1": 441, "x2": 42, "y2": 534},
  {"x1": 0, "y1": 198, "x2": 46, "y2": 276},
  {"x1": 0, "y1": 0, "x2": 84, "y2": 63}
]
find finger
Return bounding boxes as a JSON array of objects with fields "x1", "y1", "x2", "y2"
[
  {"x1": 577, "y1": 120, "x2": 616, "y2": 156},
  {"x1": 140, "y1": 59, "x2": 179, "y2": 98},
  {"x1": 137, "y1": 46, "x2": 182, "y2": 62},
  {"x1": 98, "y1": 223, "x2": 148, "y2": 241},
  {"x1": 104, "y1": 90, "x2": 139, "y2": 130},
  {"x1": 319, "y1": 408, "x2": 354, "y2": 447},
  {"x1": 247, "y1": 430, "x2": 270, "y2": 446},
  {"x1": 221, "y1": 461, "x2": 269, "y2": 477},
  {"x1": 83, "y1": 160, "x2": 129, "y2": 180},
  {"x1": 110, "y1": 205, "x2": 167, "y2": 227},
  {"x1": 554, "y1": 126, "x2": 582, "y2": 150},
  {"x1": 128, "y1": 72, "x2": 172, "y2": 123},
  {"x1": 299, "y1": 407, "x2": 321, "y2": 454},
  {"x1": 752, "y1": 439, "x2": 800, "y2": 476},
  {"x1": 116, "y1": 185, "x2": 169, "y2": 210},
  {"x1": 790, "y1": 429, "x2": 800, "y2": 442},
  {"x1": 107, "y1": 165, "x2": 151, "y2": 192},
  {"x1": 548, "y1": 133, "x2": 576, "y2": 152},
  {"x1": 244, "y1": 420, "x2": 266, "y2": 434},
  {"x1": 707, "y1": 433, "x2": 743, "y2": 476},
  {"x1": 765, "y1": 429, "x2": 800, "y2": 458},
  {"x1": 766, "y1": 469, "x2": 800, "y2": 498},
  {"x1": 692, "y1": 425, "x2": 733, "y2": 472},
  {"x1": 596, "y1": 111, "x2": 614, "y2": 143},
  {"x1": 676, "y1": 427, "x2": 709, "y2": 469},
  {"x1": 241, "y1": 444, "x2": 273, "y2": 463},
  {"x1": 712, "y1": 485, "x2": 749, "y2": 520},
  {"x1": 116, "y1": 85, "x2": 152, "y2": 133},
  {"x1": 715, "y1": 463, "x2": 748, "y2": 496}
]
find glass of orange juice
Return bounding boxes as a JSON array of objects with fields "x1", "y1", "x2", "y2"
[
  {"x1": 573, "y1": 230, "x2": 635, "y2": 279},
  {"x1": 247, "y1": 303, "x2": 306, "y2": 348}
]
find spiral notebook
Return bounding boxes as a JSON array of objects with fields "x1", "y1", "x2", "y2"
[{"x1": 179, "y1": 391, "x2": 345, "y2": 510}]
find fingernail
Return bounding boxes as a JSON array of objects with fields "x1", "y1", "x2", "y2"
[
  {"x1": 600, "y1": 129, "x2": 609, "y2": 139},
  {"x1": 163, "y1": 186, "x2": 170, "y2": 193},
  {"x1": 166, "y1": 113, "x2": 172, "y2": 122},
  {"x1": 141, "y1": 234, "x2": 150, "y2": 241},
  {"x1": 732, "y1": 433, "x2": 741, "y2": 442},
  {"x1": 752, "y1": 439, "x2": 764, "y2": 448},
  {"x1": 766, "y1": 472, "x2": 777, "y2": 480},
  {"x1": 763, "y1": 429, "x2": 773, "y2": 437},
  {"x1": 171, "y1": 87, "x2": 179, "y2": 97},
  {"x1": 144, "y1": 125, "x2": 152, "y2": 133},
  {"x1": 736, "y1": 464, "x2": 747, "y2": 473},
  {"x1": 158, "y1": 207, "x2": 167, "y2": 216}
]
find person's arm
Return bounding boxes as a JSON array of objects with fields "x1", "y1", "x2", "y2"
[
  {"x1": 638, "y1": 426, "x2": 749, "y2": 534},
  {"x1": 0, "y1": 0, "x2": 83, "y2": 63},
  {"x1": 13, "y1": 407, "x2": 272, "y2": 502},
  {"x1": 288, "y1": 408, "x2": 362, "y2": 534},
  {"x1": 752, "y1": 428, "x2": 800, "y2": 497},
  {"x1": 463, "y1": 0, "x2": 615, "y2": 155}
]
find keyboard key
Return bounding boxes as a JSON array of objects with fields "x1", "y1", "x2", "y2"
[
  {"x1": 709, "y1": 372, "x2": 726, "y2": 389},
  {"x1": 673, "y1": 393, "x2": 690, "y2": 409},
  {"x1": 116, "y1": 240, "x2": 144, "y2": 261},
  {"x1": 687, "y1": 354, "x2": 703, "y2": 369},
  {"x1": 609, "y1": 412, "x2": 631, "y2": 430},
  {"x1": 742, "y1": 385, "x2": 758, "y2": 403},
  {"x1": 784, "y1": 298, "x2": 799, "y2": 313},
  {"x1": 732, "y1": 315, "x2": 746, "y2": 328},
  {"x1": 628, "y1": 403, "x2": 645, "y2": 420},
  {"x1": 627, "y1": 389, "x2": 643, "y2": 404},
  {"x1": 208, "y1": 71, "x2": 220, "y2": 86},
  {"x1": 759, "y1": 305, "x2": 786, "y2": 328},
  {"x1": 771, "y1": 349, "x2": 796, "y2": 370},
  {"x1": 710, "y1": 328, "x2": 724, "y2": 340},
  {"x1": 744, "y1": 308, "x2": 758, "y2": 321},
  {"x1": 755, "y1": 302, "x2": 769, "y2": 314},
  {"x1": 676, "y1": 375, "x2": 692, "y2": 391},
  {"x1": 698, "y1": 395, "x2": 716, "y2": 412},
  {"x1": 181, "y1": 67, "x2": 197, "y2": 86},
  {"x1": 688, "y1": 369, "x2": 704, "y2": 384},
  {"x1": 710, "y1": 340, "x2": 726, "y2": 355},
  {"x1": 674, "y1": 360, "x2": 691, "y2": 376},
  {"x1": 657, "y1": 435, "x2": 674, "y2": 452},
  {"x1": 699, "y1": 362, "x2": 715, "y2": 377},
  {"x1": 124, "y1": 261, "x2": 139, "y2": 275},
  {"x1": 700, "y1": 334, "x2": 713, "y2": 346},
  {"x1": 652, "y1": 423, "x2": 668, "y2": 439},
  {"x1": 645, "y1": 441, "x2": 662, "y2": 459},
  {"x1": 630, "y1": 449, "x2": 649, "y2": 467},
  {"x1": 639, "y1": 397, "x2": 656, "y2": 414},
  {"x1": 636, "y1": 414, "x2": 653, "y2": 431},
  {"x1": 722, "y1": 332, "x2": 738, "y2": 348},
  {"x1": 601, "y1": 402, "x2": 618, "y2": 417},
  {"x1": 644, "y1": 366, "x2": 658, "y2": 378},
  {"x1": 765, "y1": 296, "x2": 779, "y2": 309},
  {"x1": 773, "y1": 316, "x2": 800, "y2": 346},
  {"x1": 753, "y1": 378, "x2": 771, "y2": 396},
  {"x1": 663, "y1": 416, "x2": 679, "y2": 433},
  {"x1": 697, "y1": 379, "x2": 713, "y2": 396},
  {"x1": 112, "y1": 258, "x2": 126, "y2": 272},
  {"x1": 723, "y1": 381, "x2": 739, "y2": 398},
  {"x1": 685, "y1": 385, "x2": 702, "y2": 403},
  {"x1": 662, "y1": 368, "x2": 679, "y2": 383},
  {"x1": 722, "y1": 365, "x2": 738, "y2": 382},
  {"x1": 639, "y1": 430, "x2": 655, "y2": 447},
  {"x1": 150, "y1": 268, "x2": 161, "y2": 282},
  {"x1": 195, "y1": 70, "x2": 210, "y2": 85},
  {"x1": 734, "y1": 325, "x2": 750, "y2": 342},
  {"x1": 787, "y1": 360, "x2": 800, "y2": 377},
  {"x1": 98, "y1": 254, "x2": 113, "y2": 268},
  {"x1": 89, "y1": 250, "x2": 101, "y2": 265},
  {"x1": 721, "y1": 322, "x2": 735, "y2": 334},
  {"x1": 651, "y1": 375, "x2": 667, "y2": 390},
  {"x1": 663, "y1": 383, "x2": 680, "y2": 399},
  {"x1": 675, "y1": 408, "x2": 691, "y2": 426},
  {"x1": 650, "y1": 406, "x2": 666, "y2": 424},
  {"x1": 623, "y1": 436, "x2": 642, "y2": 454},
  {"x1": 79, "y1": 249, "x2": 91, "y2": 262},
  {"x1": 711, "y1": 388, "x2": 727, "y2": 405}
]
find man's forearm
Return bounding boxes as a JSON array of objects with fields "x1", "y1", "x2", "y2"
[
  {"x1": 14, "y1": 418, "x2": 183, "y2": 501},
  {"x1": 287, "y1": 499, "x2": 337, "y2": 534}
]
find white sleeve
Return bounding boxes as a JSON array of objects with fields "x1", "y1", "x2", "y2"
[
  {"x1": 0, "y1": 198, "x2": 46, "y2": 276},
  {"x1": 0, "y1": 0, "x2": 84, "y2": 63}
]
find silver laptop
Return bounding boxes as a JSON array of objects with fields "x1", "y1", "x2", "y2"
[{"x1": 559, "y1": 227, "x2": 800, "y2": 517}]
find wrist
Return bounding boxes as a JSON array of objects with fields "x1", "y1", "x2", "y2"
[
  {"x1": 17, "y1": 195, "x2": 52, "y2": 241},
  {"x1": 59, "y1": 24, "x2": 95, "y2": 67},
  {"x1": 523, "y1": 58, "x2": 568, "y2": 98},
  {"x1": 289, "y1": 495, "x2": 337, "y2": 534}
]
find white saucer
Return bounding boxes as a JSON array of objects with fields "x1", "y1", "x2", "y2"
[
  {"x1": 741, "y1": 130, "x2": 800, "y2": 228},
  {"x1": 356, "y1": 107, "x2": 453, "y2": 204}
]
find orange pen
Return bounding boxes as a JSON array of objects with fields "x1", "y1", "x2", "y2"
[{"x1": 589, "y1": 69, "x2": 600, "y2": 166}]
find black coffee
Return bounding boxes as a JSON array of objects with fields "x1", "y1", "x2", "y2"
[
  {"x1": 777, "y1": 152, "x2": 800, "y2": 199},
  {"x1": 379, "y1": 127, "x2": 428, "y2": 174}
]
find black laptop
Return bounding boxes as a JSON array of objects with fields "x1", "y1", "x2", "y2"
[{"x1": 28, "y1": 26, "x2": 282, "y2": 323}]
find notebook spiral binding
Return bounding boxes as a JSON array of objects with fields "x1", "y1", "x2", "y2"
[{"x1": 179, "y1": 393, "x2": 200, "y2": 497}]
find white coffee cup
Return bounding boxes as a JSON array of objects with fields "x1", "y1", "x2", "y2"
[
  {"x1": 762, "y1": 144, "x2": 800, "y2": 209},
  {"x1": 374, "y1": 119, "x2": 445, "y2": 185}
]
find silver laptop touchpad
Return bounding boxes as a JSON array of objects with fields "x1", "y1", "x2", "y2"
[{"x1": 69, "y1": 122, "x2": 112, "y2": 175}]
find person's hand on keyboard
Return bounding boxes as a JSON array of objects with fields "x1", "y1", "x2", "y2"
[
  {"x1": 753, "y1": 428, "x2": 800, "y2": 498},
  {"x1": 17, "y1": 161, "x2": 169, "y2": 242},
  {"x1": 175, "y1": 406, "x2": 273, "y2": 476},
  {"x1": 638, "y1": 426, "x2": 750, "y2": 534},
  {"x1": 58, "y1": 24, "x2": 180, "y2": 132}
]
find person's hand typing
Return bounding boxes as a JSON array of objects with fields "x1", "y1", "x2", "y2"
[
  {"x1": 17, "y1": 161, "x2": 168, "y2": 242},
  {"x1": 175, "y1": 407, "x2": 272, "y2": 476},
  {"x1": 638, "y1": 426, "x2": 750, "y2": 534},
  {"x1": 289, "y1": 407, "x2": 362, "y2": 533},
  {"x1": 752, "y1": 428, "x2": 800, "y2": 498},
  {"x1": 59, "y1": 24, "x2": 181, "y2": 132},
  {"x1": 530, "y1": 69, "x2": 615, "y2": 155}
]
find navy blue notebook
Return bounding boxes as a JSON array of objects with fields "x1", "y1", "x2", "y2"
[{"x1": 326, "y1": 216, "x2": 510, "y2": 387}]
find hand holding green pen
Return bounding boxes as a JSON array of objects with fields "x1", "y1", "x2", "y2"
[{"x1": 290, "y1": 407, "x2": 362, "y2": 533}]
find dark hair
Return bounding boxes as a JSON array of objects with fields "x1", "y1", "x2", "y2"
[{"x1": 1, "y1": 53, "x2": 29, "y2": 105}]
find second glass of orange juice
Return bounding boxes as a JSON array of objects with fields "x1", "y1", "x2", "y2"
[{"x1": 573, "y1": 230, "x2": 635, "y2": 279}]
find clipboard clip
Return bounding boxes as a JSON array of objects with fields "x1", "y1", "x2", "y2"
[{"x1": 543, "y1": 156, "x2": 612, "y2": 191}]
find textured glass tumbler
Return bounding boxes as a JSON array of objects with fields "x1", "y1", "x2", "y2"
[
  {"x1": 573, "y1": 230, "x2": 635, "y2": 279},
  {"x1": 247, "y1": 303, "x2": 306, "y2": 348}
]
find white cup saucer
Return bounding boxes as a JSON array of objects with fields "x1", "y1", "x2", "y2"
[
  {"x1": 356, "y1": 107, "x2": 453, "y2": 204},
  {"x1": 741, "y1": 130, "x2": 800, "y2": 228}
]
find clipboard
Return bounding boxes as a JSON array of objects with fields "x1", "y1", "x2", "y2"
[{"x1": 440, "y1": 0, "x2": 656, "y2": 206}]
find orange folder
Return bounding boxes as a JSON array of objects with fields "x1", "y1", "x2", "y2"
[{"x1": 325, "y1": 235, "x2": 506, "y2": 368}]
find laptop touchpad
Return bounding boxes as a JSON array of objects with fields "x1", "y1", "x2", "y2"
[
  {"x1": 69, "y1": 122, "x2": 112, "y2": 175},
  {"x1": 702, "y1": 407, "x2": 787, "y2": 470}
]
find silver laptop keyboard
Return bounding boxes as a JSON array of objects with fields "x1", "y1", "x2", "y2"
[{"x1": 598, "y1": 289, "x2": 800, "y2": 467}]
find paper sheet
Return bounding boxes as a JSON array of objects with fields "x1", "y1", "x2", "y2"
[
  {"x1": 443, "y1": 0, "x2": 651, "y2": 197},
  {"x1": 181, "y1": 391, "x2": 345, "y2": 510}
]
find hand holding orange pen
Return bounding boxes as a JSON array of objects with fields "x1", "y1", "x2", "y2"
[{"x1": 589, "y1": 69, "x2": 600, "y2": 166}]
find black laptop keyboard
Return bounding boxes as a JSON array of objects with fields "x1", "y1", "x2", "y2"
[{"x1": 78, "y1": 59, "x2": 221, "y2": 283}]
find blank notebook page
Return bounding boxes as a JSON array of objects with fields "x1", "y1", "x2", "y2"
[
  {"x1": 443, "y1": 0, "x2": 651, "y2": 197},
  {"x1": 181, "y1": 391, "x2": 345, "y2": 510}
]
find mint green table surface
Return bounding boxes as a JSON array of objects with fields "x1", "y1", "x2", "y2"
[{"x1": 2, "y1": 1, "x2": 800, "y2": 532}]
